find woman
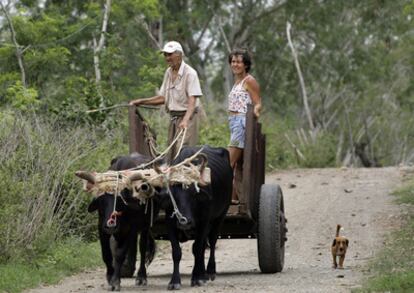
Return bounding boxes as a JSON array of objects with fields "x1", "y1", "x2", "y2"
[{"x1": 227, "y1": 49, "x2": 262, "y2": 204}]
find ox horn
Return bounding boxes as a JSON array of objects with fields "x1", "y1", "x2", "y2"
[
  {"x1": 128, "y1": 172, "x2": 143, "y2": 182},
  {"x1": 196, "y1": 153, "x2": 208, "y2": 174},
  {"x1": 75, "y1": 171, "x2": 96, "y2": 184}
]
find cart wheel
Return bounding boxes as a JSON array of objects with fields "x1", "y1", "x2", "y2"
[{"x1": 257, "y1": 184, "x2": 286, "y2": 273}]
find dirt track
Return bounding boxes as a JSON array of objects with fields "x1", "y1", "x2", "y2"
[{"x1": 25, "y1": 167, "x2": 409, "y2": 293}]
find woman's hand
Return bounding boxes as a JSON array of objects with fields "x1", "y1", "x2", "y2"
[{"x1": 254, "y1": 103, "x2": 262, "y2": 118}]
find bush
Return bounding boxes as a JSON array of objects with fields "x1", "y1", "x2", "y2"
[
  {"x1": 0, "y1": 237, "x2": 101, "y2": 293},
  {"x1": 0, "y1": 110, "x2": 127, "y2": 263}
]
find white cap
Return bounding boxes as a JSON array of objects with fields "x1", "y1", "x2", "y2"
[{"x1": 161, "y1": 41, "x2": 183, "y2": 54}]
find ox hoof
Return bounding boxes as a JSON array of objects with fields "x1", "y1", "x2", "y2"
[
  {"x1": 167, "y1": 283, "x2": 181, "y2": 290},
  {"x1": 207, "y1": 273, "x2": 216, "y2": 281},
  {"x1": 191, "y1": 279, "x2": 206, "y2": 287},
  {"x1": 109, "y1": 279, "x2": 121, "y2": 292},
  {"x1": 135, "y1": 277, "x2": 148, "y2": 286},
  {"x1": 120, "y1": 267, "x2": 135, "y2": 278},
  {"x1": 110, "y1": 284, "x2": 120, "y2": 291}
]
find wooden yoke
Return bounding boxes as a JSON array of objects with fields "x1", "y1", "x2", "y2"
[
  {"x1": 128, "y1": 106, "x2": 153, "y2": 157},
  {"x1": 241, "y1": 104, "x2": 266, "y2": 220}
]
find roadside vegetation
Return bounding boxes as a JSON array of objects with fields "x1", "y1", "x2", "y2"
[
  {"x1": 356, "y1": 177, "x2": 414, "y2": 292},
  {"x1": 0, "y1": 238, "x2": 101, "y2": 293},
  {"x1": 1, "y1": 0, "x2": 414, "y2": 292}
]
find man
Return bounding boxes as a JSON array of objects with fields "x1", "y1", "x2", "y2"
[{"x1": 129, "y1": 41, "x2": 203, "y2": 161}]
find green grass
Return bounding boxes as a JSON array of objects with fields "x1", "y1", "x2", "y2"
[
  {"x1": 0, "y1": 238, "x2": 102, "y2": 293},
  {"x1": 356, "y1": 178, "x2": 414, "y2": 293}
]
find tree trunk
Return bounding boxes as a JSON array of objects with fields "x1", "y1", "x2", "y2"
[
  {"x1": 1, "y1": 2, "x2": 27, "y2": 88},
  {"x1": 286, "y1": 21, "x2": 315, "y2": 133},
  {"x1": 93, "y1": 0, "x2": 112, "y2": 98}
]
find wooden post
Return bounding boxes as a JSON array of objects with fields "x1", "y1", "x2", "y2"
[
  {"x1": 240, "y1": 105, "x2": 266, "y2": 220},
  {"x1": 128, "y1": 106, "x2": 152, "y2": 156},
  {"x1": 242, "y1": 105, "x2": 256, "y2": 218}
]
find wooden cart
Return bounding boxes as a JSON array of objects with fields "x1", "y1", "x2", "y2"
[{"x1": 128, "y1": 105, "x2": 287, "y2": 273}]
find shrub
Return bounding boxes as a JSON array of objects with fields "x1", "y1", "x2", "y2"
[{"x1": 0, "y1": 110, "x2": 127, "y2": 262}]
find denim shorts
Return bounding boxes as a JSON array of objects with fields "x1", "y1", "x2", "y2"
[{"x1": 228, "y1": 114, "x2": 246, "y2": 149}]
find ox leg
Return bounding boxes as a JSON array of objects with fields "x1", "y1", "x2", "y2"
[
  {"x1": 206, "y1": 236, "x2": 217, "y2": 281},
  {"x1": 99, "y1": 232, "x2": 114, "y2": 286},
  {"x1": 191, "y1": 236, "x2": 208, "y2": 287},
  {"x1": 120, "y1": 233, "x2": 137, "y2": 278},
  {"x1": 207, "y1": 218, "x2": 223, "y2": 281},
  {"x1": 110, "y1": 236, "x2": 130, "y2": 291},
  {"x1": 136, "y1": 229, "x2": 155, "y2": 286},
  {"x1": 167, "y1": 219, "x2": 182, "y2": 290},
  {"x1": 191, "y1": 218, "x2": 210, "y2": 287}
]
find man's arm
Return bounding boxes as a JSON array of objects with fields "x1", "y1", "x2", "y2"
[{"x1": 129, "y1": 95, "x2": 165, "y2": 106}]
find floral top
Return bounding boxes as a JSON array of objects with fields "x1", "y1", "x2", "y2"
[{"x1": 228, "y1": 76, "x2": 252, "y2": 114}]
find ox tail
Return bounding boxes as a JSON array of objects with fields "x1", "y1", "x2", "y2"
[
  {"x1": 145, "y1": 232, "x2": 156, "y2": 266},
  {"x1": 336, "y1": 224, "x2": 341, "y2": 237}
]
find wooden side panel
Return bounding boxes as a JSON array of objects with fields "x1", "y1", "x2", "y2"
[
  {"x1": 240, "y1": 105, "x2": 266, "y2": 220},
  {"x1": 128, "y1": 106, "x2": 151, "y2": 156}
]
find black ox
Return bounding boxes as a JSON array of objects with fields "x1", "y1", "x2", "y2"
[
  {"x1": 86, "y1": 153, "x2": 159, "y2": 291},
  {"x1": 160, "y1": 145, "x2": 233, "y2": 290}
]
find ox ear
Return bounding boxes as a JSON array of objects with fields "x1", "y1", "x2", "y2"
[
  {"x1": 332, "y1": 239, "x2": 336, "y2": 247},
  {"x1": 109, "y1": 155, "x2": 122, "y2": 170},
  {"x1": 87, "y1": 197, "x2": 100, "y2": 213},
  {"x1": 346, "y1": 239, "x2": 349, "y2": 247}
]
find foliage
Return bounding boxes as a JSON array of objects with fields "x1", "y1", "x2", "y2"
[
  {"x1": 5, "y1": 81, "x2": 39, "y2": 111},
  {"x1": 0, "y1": 238, "x2": 101, "y2": 293},
  {"x1": 356, "y1": 179, "x2": 414, "y2": 293},
  {"x1": 0, "y1": 111, "x2": 127, "y2": 262},
  {"x1": 1, "y1": 0, "x2": 413, "y2": 166}
]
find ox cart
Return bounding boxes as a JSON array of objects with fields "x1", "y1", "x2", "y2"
[{"x1": 128, "y1": 104, "x2": 287, "y2": 274}]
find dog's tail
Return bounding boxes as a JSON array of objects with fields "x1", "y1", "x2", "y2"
[{"x1": 336, "y1": 224, "x2": 341, "y2": 237}]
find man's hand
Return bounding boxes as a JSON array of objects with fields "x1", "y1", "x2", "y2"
[{"x1": 178, "y1": 117, "x2": 189, "y2": 129}]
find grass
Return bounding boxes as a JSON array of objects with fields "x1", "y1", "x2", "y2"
[
  {"x1": 0, "y1": 237, "x2": 102, "y2": 293},
  {"x1": 356, "y1": 177, "x2": 414, "y2": 292}
]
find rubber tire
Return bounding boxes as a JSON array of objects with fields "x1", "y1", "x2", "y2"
[{"x1": 257, "y1": 184, "x2": 285, "y2": 273}]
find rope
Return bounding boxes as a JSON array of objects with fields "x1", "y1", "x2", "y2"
[
  {"x1": 164, "y1": 173, "x2": 188, "y2": 226},
  {"x1": 130, "y1": 128, "x2": 186, "y2": 171},
  {"x1": 150, "y1": 198, "x2": 154, "y2": 227},
  {"x1": 143, "y1": 197, "x2": 154, "y2": 227},
  {"x1": 143, "y1": 121, "x2": 160, "y2": 158},
  {"x1": 173, "y1": 127, "x2": 187, "y2": 161},
  {"x1": 107, "y1": 171, "x2": 120, "y2": 228},
  {"x1": 106, "y1": 171, "x2": 130, "y2": 227}
]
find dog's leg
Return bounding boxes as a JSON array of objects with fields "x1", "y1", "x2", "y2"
[
  {"x1": 332, "y1": 253, "x2": 337, "y2": 269},
  {"x1": 338, "y1": 255, "x2": 345, "y2": 269}
]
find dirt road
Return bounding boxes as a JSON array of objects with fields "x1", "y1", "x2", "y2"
[{"x1": 26, "y1": 167, "x2": 409, "y2": 293}]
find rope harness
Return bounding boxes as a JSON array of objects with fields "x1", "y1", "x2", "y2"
[
  {"x1": 107, "y1": 171, "x2": 123, "y2": 228},
  {"x1": 78, "y1": 106, "x2": 208, "y2": 226},
  {"x1": 131, "y1": 128, "x2": 187, "y2": 171}
]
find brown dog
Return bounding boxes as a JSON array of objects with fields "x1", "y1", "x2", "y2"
[{"x1": 331, "y1": 224, "x2": 349, "y2": 269}]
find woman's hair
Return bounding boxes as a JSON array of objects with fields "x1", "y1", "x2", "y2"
[{"x1": 228, "y1": 48, "x2": 252, "y2": 73}]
